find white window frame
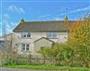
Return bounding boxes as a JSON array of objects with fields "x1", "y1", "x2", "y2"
[
  {"x1": 21, "y1": 43, "x2": 30, "y2": 52},
  {"x1": 47, "y1": 32, "x2": 58, "y2": 39},
  {"x1": 21, "y1": 32, "x2": 31, "y2": 38}
]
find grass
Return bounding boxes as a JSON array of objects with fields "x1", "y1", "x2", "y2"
[{"x1": 3, "y1": 64, "x2": 90, "y2": 71}]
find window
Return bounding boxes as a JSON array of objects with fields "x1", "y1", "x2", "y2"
[
  {"x1": 22, "y1": 47, "x2": 25, "y2": 51},
  {"x1": 27, "y1": 33, "x2": 31, "y2": 37},
  {"x1": 21, "y1": 43, "x2": 30, "y2": 51},
  {"x1": 21, "y1": 33, "x2": 26, "y2": 38},
  {"x1": 26, "y1": 44, "x2": 29, "y2": 51},
  {"x1": 26, "y1": 47, "x2": 29, "y2": 51},
  {"x1": 47, "y1": 32, "x2": 57, "y2": 39},
  {"x1": 22, "y1": 44, "x2": 25, "y2": 51},
  {"x1": 24, "y1": 35, "x2": 26, "y2": 37},
  {"x1": 21, "y1": 32, "x2": 31, "y2": 38}
]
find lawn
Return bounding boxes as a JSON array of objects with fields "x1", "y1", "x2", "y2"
[{"x1": 3, "y1": 64, "x2": 90, "y2": 71}]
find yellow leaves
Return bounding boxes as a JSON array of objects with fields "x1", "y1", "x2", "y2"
[{"x1": 69, "y1": 16, "x2": 90, "y2": 46}]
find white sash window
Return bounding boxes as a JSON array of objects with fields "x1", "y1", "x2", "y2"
[
  {"x1": 21, "y1": 32, "x2": 31, "y2": 38},
  {"x1": 21, "y1": 43, "x2": 30, "y2": 51},
  {"x1": 47, "y1": 32, "x2": 57, "y2": 39}
]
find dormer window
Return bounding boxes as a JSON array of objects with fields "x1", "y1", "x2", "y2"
[{"x1": 21, "y1": 32, "x2": 31, "y2": 38}]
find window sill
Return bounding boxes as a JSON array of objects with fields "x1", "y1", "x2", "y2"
[
  {"x1": 21, "y1": 37, "x2": 32, "y2": 39},
  {"x1": 21, "y1": 50, "x2": 30, "y2": 52}
]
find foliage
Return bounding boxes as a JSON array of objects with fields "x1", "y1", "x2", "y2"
[
  {"x1": 69, "y1": 16, "x2": 90, "y2": 46},
  {"x1": 2, "y1": 15, "x2": 90, "y2": 68},
  {"x1": 39, "y1": 15, "x2": 90, "y2": 67},
  {"x1": 68, "y1": 15, "x2": 90, "y2": 67}
]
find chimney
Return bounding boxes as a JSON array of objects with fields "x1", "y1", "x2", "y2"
[
  {"x1": 64, "y1": 16, "x2": 69, "y2": 26},
  {"x1": 21, "y1": 19, "x2": 24, "y2": 23}
]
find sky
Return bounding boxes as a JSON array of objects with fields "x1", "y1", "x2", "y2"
[{"x1": 0, "y1": 0, "x2": 90, "y2": 36}]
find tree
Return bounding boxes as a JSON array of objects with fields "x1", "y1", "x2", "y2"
[
  {"x1": 69, "y1": 15, "x2": 90, "y2": 46},
  {"x1": 68, "y1": 15, "x2": 90, "y2": 67},
  {"x1": 4, "y1": 33, "x2": 18, "y2": 65}
]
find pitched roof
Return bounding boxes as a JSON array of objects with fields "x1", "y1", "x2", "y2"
[
  {"x1": 34, "y1": 37, "x2": 54, "y2": 43},
  {"x1": 13, "y1": 20, "x2": 75, "y2": 32}
]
